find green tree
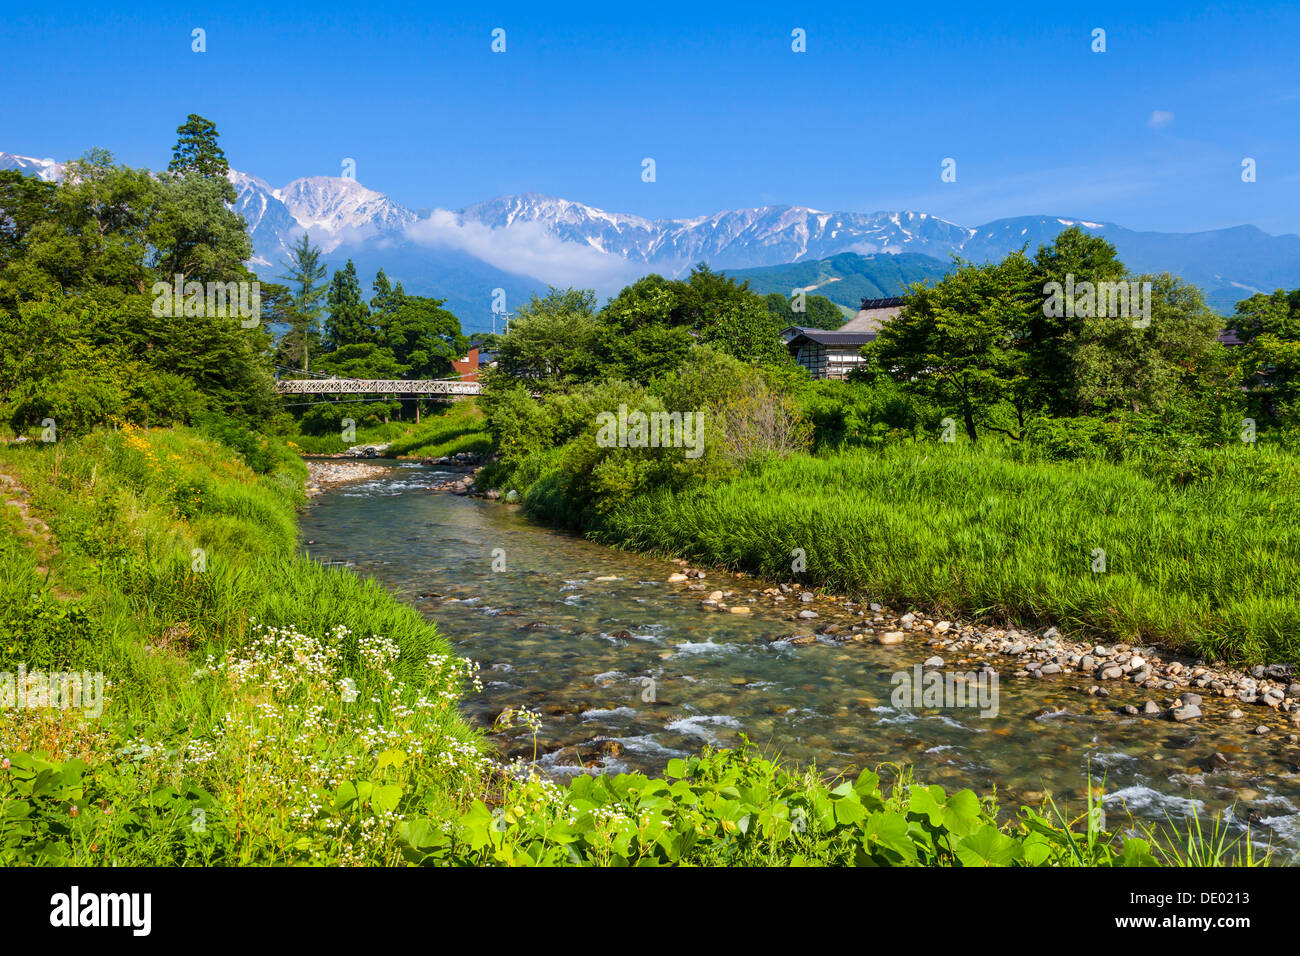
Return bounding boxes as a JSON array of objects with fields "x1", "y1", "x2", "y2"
[
  {"x1": 168, "y1": 114, "x2": 231, "y2": 178},
  {"x1": 492, "y1": 288, "x2": 600, "y2": 387},
  {"x1": 150, "y1": 173, "x2": 251, "y2": 282},
  {"x1": 314, "y1": 343, "x2": 406, "y2": 379},
  {"x1": 5, "y1": 150, "x2": 158, "y2": 297},
  {"x1": 764, "y1": 291, "x2": 845, "y2": 330},
  {"x1": 0, "y1": 171, "x2": 56, "y2": 268},
  {"x1": 324, "y1": 260, "x2": 374, "y2": 349},
  {"x1": 1233, "y1": 287, "x2": 1300, "y2": 427},
  {"x1": 1069, "y1": 274, "x2": 1228, "y2": 418},
  {"x1": 1029, "y1": 226, "x2": 1129, "y2": 415},
  {"x1": 278, "y1": 235, "x2": 328, "y2": 372},
  {"x1": 683, "y1": 265, "x2": 789, "y2": 367},
  {"x1": 863, "y1": 253, "x2": 1040, "y2": 443},
  {"x1": 380, "y1": 293, "x2": 465, "y2": 379},
  {"x1": 370, "y1": 268, "x2": 401, "y2": 319}
]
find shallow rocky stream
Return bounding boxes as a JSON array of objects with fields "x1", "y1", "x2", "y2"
[{"x1": 299, "y1": 460, "x2": 1300, "y2": 857}]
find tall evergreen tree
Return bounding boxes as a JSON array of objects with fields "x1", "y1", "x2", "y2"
[
  {"x1": 168, "y1": 114, "x2": 230, "y2": 178},
  {"x1": 370, "y1": 268, "x2": 400, "y2": 318},
  {"x1": 324, "y1": 260, "x2": 373, "y2": 349},
  {"x1": 278, "y1": 235, "x2": 328, "y2": 372}
]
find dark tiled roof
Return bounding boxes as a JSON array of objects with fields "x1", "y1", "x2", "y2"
[
  {"x1": 858, "y1": 296, "x2": 906, "y2": 310},
  {"x1": 1218, "y1": 329, "x2": 1243, "y2": 347},
  {"x1": 787, "y1": 328, "x2": 875, "y2": 347}
]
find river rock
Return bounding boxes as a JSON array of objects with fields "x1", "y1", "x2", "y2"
[
  {"x1": 667, "y1": 572, "x2": 688, "y2": 583},
  {"x1": 877, "y1": 631, "x2": 905, "y2": 645},
  {"x1": 798, "y1": 610, "x2": 818, "y2": 619},
  {"x1": 1169, "y1": 704, "x2": 1202, "y2": 721},
  {"x1": 729, "y1": 606, "x2": 751, "y2": 615}
]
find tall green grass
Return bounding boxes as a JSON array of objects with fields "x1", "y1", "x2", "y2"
[
  {"x1": 593, "y1": 442, "x2": 1300, "y2": 664},
  {"x1": 0, "y1": 425, "x2": 485, "y2": 864}
]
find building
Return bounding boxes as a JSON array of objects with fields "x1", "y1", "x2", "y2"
[
  {"x1": 784, "y1": 298, "x2": 1246, "y2": 381},
  {"x1": 450, "y1": 347, "x2": 481, "y2": 382},
  {"x1": 782, "y1": 296, "x2": 905, "y2": 379}
]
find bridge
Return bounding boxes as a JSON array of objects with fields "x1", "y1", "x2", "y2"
[{"x1": 274, "y1": 378, "x2": 482, "y2": 396}]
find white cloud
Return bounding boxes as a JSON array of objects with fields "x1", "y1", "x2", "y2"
[
  {"x1": 403, "y1": 210, "x2": 640, "y2": 294},
  {"x1": 1146, "y1": 110, "x2": 1175, "y2": 130}
]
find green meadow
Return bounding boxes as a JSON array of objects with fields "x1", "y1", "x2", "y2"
[{"x1": 594, "y1": 442, "x2": 1300, "y2": 666}]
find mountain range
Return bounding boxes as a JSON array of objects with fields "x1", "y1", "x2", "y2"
[{"x1": 5, "y1": 150, "x2": 1298, "y2": 327}]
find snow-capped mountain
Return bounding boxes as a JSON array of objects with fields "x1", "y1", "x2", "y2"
[
  {"x1": 0, "y1": 151, "x2": 65, "y2": 182},
  {"x1": 278, "y1": 176, "x2": 415, "y2": 244},
  {"x1": 228, "y1": 171, "x2": 303, "y2": 267},
  {"x1": 5, "y1": 149, "x2": 1299, "y2": 322},
  {"x1": 458, "y1": 193, "x2": 976, "y2": 268},
  {"x1": 228, "y1": 171, "x2": 416, "y2": 264}
]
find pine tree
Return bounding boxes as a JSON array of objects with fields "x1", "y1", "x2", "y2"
[
  {"x1": 324, "y1": 260, "x2": 373, "y2": 349},
  {"x1": 168, "y1": 114, "x2": 230, "y2": 178},
  {"x1": 370, "y1": 268, "x2": 400, "y2": 318},
  {"x1": 278, "y1": 235, "x2": 328, "y2": 372}
]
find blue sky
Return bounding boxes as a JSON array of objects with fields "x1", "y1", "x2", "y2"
[{"x1": 2, "y1": 0, "x2": 1298, "y2": 234}]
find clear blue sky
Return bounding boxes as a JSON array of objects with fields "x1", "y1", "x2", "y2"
[{"x1": 2, "y1": 0, "x2": 1297, "y2": 234}]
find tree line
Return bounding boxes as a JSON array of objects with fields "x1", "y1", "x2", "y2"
[{"x1": 0, "y1": 114, "x2": 468, "y2": 443}]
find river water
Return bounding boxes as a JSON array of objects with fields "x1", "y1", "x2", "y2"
[{"x1": 300, "y1": 461, "x2": 1300, "y2": 854}]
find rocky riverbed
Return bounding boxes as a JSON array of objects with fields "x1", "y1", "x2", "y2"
[
  {"x1": 304, "y1": 459, "x2": 394, "y2": 497},
  {"x1": 679, "y1": 559, "x2": 1298, "y2": 738}
]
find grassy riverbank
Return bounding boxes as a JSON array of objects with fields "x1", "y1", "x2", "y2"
[
  {"x1": 0, "y1": 425, "x2": 484, "y2": 864},
  {"x1": 503, "y1": 439, "x2": 1300, "y2": 668},
  {"x1": 0, "y1": 424, "x2": 1267, "y2": 866},
  {"x1": 289, "y1": 400, "x2": 491, "y2": 459}
]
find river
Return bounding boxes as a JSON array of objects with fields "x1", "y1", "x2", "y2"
[{"x1": 299, "y1": 460, "x2": 1300, "y2": 855}]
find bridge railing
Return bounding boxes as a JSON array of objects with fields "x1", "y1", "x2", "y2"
[{"x1": 274, "y1": 378, "x2": 482, "y2": 395}]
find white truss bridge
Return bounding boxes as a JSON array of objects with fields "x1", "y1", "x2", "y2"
[{"x1": 275, "y1": 378, "x2": 481, "y2": 396}]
